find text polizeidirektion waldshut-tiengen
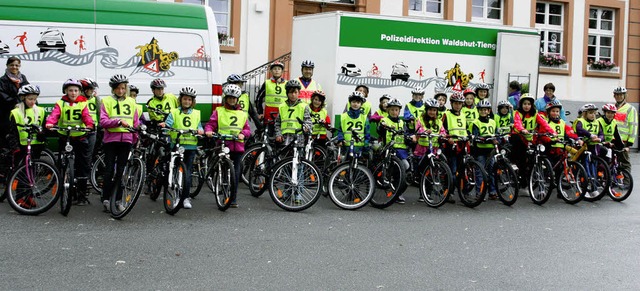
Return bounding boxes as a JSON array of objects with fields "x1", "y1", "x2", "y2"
[{"x1": 380, "y1": 34, "x2": 497, "y2": 50}]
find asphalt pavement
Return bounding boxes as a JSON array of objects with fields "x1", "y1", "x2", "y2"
[{"x1": 1, "y1": 155, "x2": 639, "y2": 290}]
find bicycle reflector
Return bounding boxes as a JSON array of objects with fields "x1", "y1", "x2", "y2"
[
  {"x1": 178, "y1": 146, "x2": 186, "y2": 155},
  {"x1": 537, "y1": 144, "x2": 545, "y2": 152}
]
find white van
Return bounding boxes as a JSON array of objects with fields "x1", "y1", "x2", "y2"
[{"x1": 0, "y1": 0, "x2": 223, "y2": 118}]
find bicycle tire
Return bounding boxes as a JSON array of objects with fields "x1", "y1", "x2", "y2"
[
  {"x1": 557, "y1": 161, "x2": 586, "y2": 204},
  {"x1": 528, "y1": 158, "x2": 554, "y2": 205},
  {"x1": 40, "y1": 148, "x2": 57, "y2": 166},
  {"x1": 248, "y1": 147, "x2": 272, "y2": 197},
  {"x1": 269, "y1": 158, "x2": 322, "y2": 212},
  {"x1": 110, "y1": 157, "x2": 145, "y2": 219},
  {"x1": 370, "y1": 155, "x2": 405, "y2": 209},
  {"x1": 90, "y1": 153, "x2": 106, "y2": 195},
  {"x1": 420, "y1": 159, "x2": 453, "y2": 208},
  {"x1": 327, "y1": 162, "x2": 374, "y2": 210},
  {"x1": 7, "y1": 159, "x2": 61, "y2": 215},
  {"x1": 309, "y1": 145, "x2": 328, "y2": 173},
  {"x1": 163, "y1": 159, "x2": 187, "y2": 215},
  {"x1": 60, "y1": 158, "x2": 74, "y2": 216},
  {"x1": 189, "y1": 152, "x2": 206, "y2": 198},
  {"x1": 494, "y1": 161, "x2": 519, "y2": 206},
  {"x1": 210, "y1": 157, "x2": 236, "y2": 211},
  {"x1": 147, "y1": 162, "x2": 163, "y2": 201},
  {"x1": 457, "y1": 160, "x2": 488, "y2": 208},
  {"x1": 240, "y1": 145, "x2": 262, "y2": 186},
  {"x1": 583, "y1": 156, "x2": 611, "y2": 202},
  {"x1": 609, "y1": 168, "x2": 633, "y2": 202}
]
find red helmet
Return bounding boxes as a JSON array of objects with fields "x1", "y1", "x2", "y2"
[
  {"x1": 463, "y1": 88, "x2": 475, "y2": 96},
  {"x1": 602, "y1": 103, "x2": 617, "y2": 113}
]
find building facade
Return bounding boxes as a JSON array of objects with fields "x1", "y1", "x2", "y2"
[{"x1": 167, "y1": 0, "x2": 637, "y2": 106}]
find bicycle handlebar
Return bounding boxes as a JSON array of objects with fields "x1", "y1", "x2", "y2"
[{"x1": 49, "y1": 125, "x2": 93, "y2": 133}]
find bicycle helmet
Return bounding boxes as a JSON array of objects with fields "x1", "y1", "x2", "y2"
[
  {"x1": 311, "y1": 90, "x2": 326, "y2": 102},
  {"x1": 179, "y1": 86, "x2": 197, "y2": 98},
  {"x1": 434, "y1": 89, "x2": 447, "y2": 99},
  {"x1": 476, "y1": 99, "x2": 491, "y2": 109},
  {"x1": 285, "y1": 79, "x2": 302, "y2": 91},
  {"x1": 348, "y1": 91, "x2": 366, "y2": 103},
  {"x1": 129, "y1": 84, "x2": 139, "y2": 94},
  {"x1": 518, "y1": 93, "x2": 535, "y2": 106},
  {"x1": 226, "y1": 74, "x2": 246, "y2": 83},
  {"x1": 109, "y1": 74, "x2": 129, "y2": 89},
  {"x1": 497, "y1": 100, "x2": 511, "y2": 109},
  {"x1": 269, "y1": 61, "x2": 285, "y2": 70},
  {"x1": 463, "y1": 88, "x2": 476, "y2": 96},
  {"x1": 475, "y1": 83, "x2": 490, "y2": 92},
  {"x1": 223, "y1": 84, "x2": 242, "y2": 98},
  {"x1": 150, "y1": 78, "x2": 166, "y2": 89},
  {"x1": 613, "y1": 86, "x2": 627, "y2": 94},
  {"x1": 301, "y1": 60, "x2": 315, "y2": 68},
  {"x1": 80, "y1": 77, "x2": 99, "y2": 90},
  {"x1": 18, "y1": 84, "x2": 40, "y2": 96},
  {"x1": 411, "y1": 86, "x2": 425, "y2": 95},
  {"x1": 379, "y1": 94, "x2": 391, "y2": 103},
  {"x1": 545, "y1": 100, "x2": 562, "y2": 111},
  {"x1": 424, "y1": 98, "x2": 439, "y2": 109},
  {"x1": 62, "y1": 79, "x2": 83, "y2": 93},
  {"x1": 386, "y1": 98, "x2": 402, "y2": 109},
  {"x1": 582, "y1": 103, "x2": 598, "y2": 111},
  {"x1": 602, "y1": 103, "x2": 617, "y2": 113},
  {"x1": 450, "y1": 92, "x2": 465, "y2": 103}
]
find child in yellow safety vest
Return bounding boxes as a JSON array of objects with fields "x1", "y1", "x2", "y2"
[
  {"x1": 370, "y1": 94, "x2": 390, "y2": 123},
  {"x1": 413, "y1": 98, "x2": 444, "y2": 198},
  {"x1": 470, "y1": 99, "x2": 497, "y2": 199},
  {"x1": 146, "y1": 78, "x2": 179, "y2": 125},
  {"x1": 160, "y1": 86, "x2": 204, "y2": 210},
  {"x1": 434, "y1": 90, "x2": 447, "y2": 121},
  {"x1": 494, "y1": 100, "x2": 514, "y2": 135},
  {"x1": 80, "y1": 77, "x2": 101, "y2": 164},
  {"x1": 205, "y1": 84, "x2": 251, "y2": 208},
  {"x1": 309, "y1": 90, "x2": 331, "y2": 146},
  {"x1": 441, "y1": 92, "x2": 467, "y2": 180},
  {"x1": 275, "y1": 80, "x2": 313, "y2": 145},
  {"x1": 461, "y1": 88, "x2": 479, "y2": 132},
  {"x1": 403, "y1": 86, "x2": 426, "y2": 134},
  {"x1": 543, "y1": 100, "x2": 581, "y2": 169},
  {"x1": 338, "y1": 91, "x2": 370, "y2": 155},
  {"x1": 226, "y1": 74, "x2": 260, "y2": 125},
  {"x1": 8, "y1": 84, "x2": 45, "y2": 161},
  {"x1": 46, "y1": 79, "x2": 95, "y2": 206},
  {"x1": 377, "y1": 98, "x2": 415, "y2": 204},
  {"x1": 344, "y1": 84, "x2": 372, "y2": 118},
  {"x1": 598, "y1": 104, "x2": 625, "y2": 162}
]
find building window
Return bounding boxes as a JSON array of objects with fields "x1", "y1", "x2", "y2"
[
  {"x1": 536, "y1": 2, "x2": 564, "y2": 56},
  {"x1": 409, "y1": 0, "x2": 443, "y2": 18},
  {"x1": 209, "y1": 0, "x2": 230, "y2": 36},
  {"x1": 587, "y1": 7, "x2": 614, "y2": 63},
  {"x1": 472, "y1": 0, "x2": 502, "y2": 22}
]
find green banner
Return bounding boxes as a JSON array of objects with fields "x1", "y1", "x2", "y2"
[{"x1": 339, "y1": 16, "x2": 535, "y2": 57}]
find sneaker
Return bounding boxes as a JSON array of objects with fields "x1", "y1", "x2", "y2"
[
  {"x1": 102, "y1": 200, "x2": 110, "y2": 213},
  {"x1": 75, "y1": 196, "x2": 90, "y2": 206},
  {"x1": 396, "y1": 195, "x2": 406, "y2": 204},
  {"x1": 293, "y1": 195, "x2": 302, "y2": 205},
  {"x1": 230, "y1": 202, "x2": 238, "y2": 208},
  {"x1": 488, "y1": 193, "x2": 498, "y2": 200},
  {"x1": 183, "y1": 198, "x2": 192, "y2": 209},
  {"x1": 115, "y1": 201, "x2": 126, "y2": 212},
  {"x1": 417, "y1": 196, "x2": 424, "y2": 203}
]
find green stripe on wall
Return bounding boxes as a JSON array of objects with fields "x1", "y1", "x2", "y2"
[{"x1": 0, "y1": 0, "x2": 207, "y2": 30}]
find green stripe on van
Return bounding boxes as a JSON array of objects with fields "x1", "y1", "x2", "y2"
[{"x1": 0, "y1": 0, "x2": 207, "y2": 30}]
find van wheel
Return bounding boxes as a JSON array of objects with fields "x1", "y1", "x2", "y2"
[{"x1": 61, "y1": 49, "x2": 66, "y2": 53}]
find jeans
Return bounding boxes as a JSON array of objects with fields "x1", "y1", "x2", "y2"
[
  {"x1": 59, "y1": 136, "x2": 91, "y2": 180},
  {"x1": 102, "y1": 142, "x2": 132, "y2": 202},
  {"x1": 182, "y1": 150, "x2": 197, "y2": 199},
  {"x1": 475, "y1": 154, "x2": 496, "y2": 194},
  {"x1": 86, "y1": 132, "x2": 96, "y2": 165},
  {"x1": 230, "y1": 152, "x2": 243, "y2": 201}
]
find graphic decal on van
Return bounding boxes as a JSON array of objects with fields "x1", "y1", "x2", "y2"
[
  {"x1": 444, "y1": 63, "x2": 473, "y2": 89},
  {"x1": 135, "y1": 38, "x2": 179, "y2": 73},
  {"x1": 74, "y1": 35, "x2": 87, "y2": 54},
  {"x1": 14, "y1": 32, "x2": 28, "y2": 54}
]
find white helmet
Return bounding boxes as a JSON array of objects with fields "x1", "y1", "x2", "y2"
[{"x1": 223, "y1": 84, "x2": 242, "y2": 98}]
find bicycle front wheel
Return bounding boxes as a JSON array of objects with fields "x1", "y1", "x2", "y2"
[
  {"x1": 457, "y1": 160, "x2": 488, "y2": 208},
  {"x1": 210, "y1": 157, "x2": 236, "y2": 211},
  {"x1": 189, "y1": 151, "x2": 206, "y2": 198},
  {"x1": 370, "y1": 156, "x2": 405, "y2": 209},
  {"x1": 420, "y1": 160, "x2": 453, "y2": 208},
  {"x1": 269, "y1": 158, "x2": 322, "y2": 211},
  {"x1": 164, "y1": 159, "x2": 187, "y2": 215},
  {"x1": 7, "y1": 159, "x2": 61, "y2": 215},
  {"x1": 240, "y1": 145, "x2": 262, "y2": 187},
  {"x1": 557, "y1": 161, "x2": 586, "y2": 204},
  {"x1": 528, "y1": 158, "x2": 554, "y2": 205},
  {"x1": 60, "y1": 159, "x2": 74, "y2": 216},
  {"x1": 110, "y1": 157, "x2": 145, "y2": 219},
  {"x1": 583, "y1": 156, "x2": 611, "y2": 202},
  {"x1": 609, "y1": 168, "x2": 633, "y2": 202},
  {"x1": 494, "y1": 160, "x2": 519, "y2": 206},
  {"x1": 90, "y1": 154, "x2": 105, "y2": 195},
  {"x1": 327, "y1": 163, "x2": 375, "y2": 210}
]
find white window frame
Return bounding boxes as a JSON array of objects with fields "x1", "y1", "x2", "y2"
[
  {"x1": 408, "y1": 0, "x2": 444, "y2": 18},
  {"x1": 206, "y1": 0, "x2": 231, "y2": 36},
  {"x1": 471, "y1": 0, "x2": 503, "y2": 23},
  {"x1": 587, "y1": 7, "x2": 615, "y2": 64},
  {"x1": 535, "y1": 1, "x2": 564, "y2": 56}
]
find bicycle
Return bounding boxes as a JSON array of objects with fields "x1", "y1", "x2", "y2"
[
  {"x1": 522, "y1": 133, "x2": 555, "y2": 205},
  {"x1": 200, "y1": 133, "x2": 237, "y2": 211},
  {"x1": 606, "y1": 148, "x2": 633, "y2": 202},
  {"x1": 368, "y1": 125, "x2": 407, "y2": 209},
  {"x1": 326, "y1": 127, "x2": 375, "y2": 210},
  {"x1": 268, "y1": 126, "x2": 323, "y2": 211},
  {"x1": 449, "y1": 135, "x2": 489, "y2": 208},
  {"x1": 546, "y1": 138, "x2": 587, "y2": 205},
  {"x1": 483, "y1": 132, "x2": 519, "y2": 206},
  {"x1": 50, "y1": 125, "x2": 93, "y2": 216},
  {"x1": 569, "y1": 140, "x2": 611, "y2": 202},
  {"x1": 6, "y1": 124, "x2": 61, "y2": 215},
  {"x1": 416, "y1": 132, "x2": 453, "y2": 208}
]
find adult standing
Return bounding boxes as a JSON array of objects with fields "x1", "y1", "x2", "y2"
[
  {"x1": 612, "y1": 86, "x2": 637, "y2": 171},
  {"x1": 297, "y1": 60, "x2": 322, "y2": 104},
  {"x1": 534, "y1": 82, "x2": 566, "y2": 121},
  {"x1": 0, "y1": 57, "x2": 29, "y2": 148},
  {"x1": 507, "y1": 80, "x2": 521, "y2": 109}
]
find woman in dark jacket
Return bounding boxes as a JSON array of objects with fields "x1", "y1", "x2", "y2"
[{"x1": 0, "y1": 57, "x2": 29, "y2": 147}]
